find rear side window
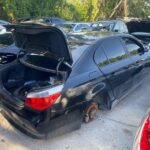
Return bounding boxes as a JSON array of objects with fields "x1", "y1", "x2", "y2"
[
  {"x1": 102, "y1": 38, "x2": 126, "y2": 63},
  {"x1": 94, "y1": 47, "x2": 109, "y2": 67},
  {"x1": 122, "y1": 38, "x2": 142, "y2": 56}
]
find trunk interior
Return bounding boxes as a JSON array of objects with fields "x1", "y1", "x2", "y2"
[{"x1": 1, "y1": 58, "x2": 69, "y2": 101}]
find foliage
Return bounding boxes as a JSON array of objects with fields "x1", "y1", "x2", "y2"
[
  {"x1": 128, "y1": 0, "x2": 150, "y2": 19},
  {"x1": 0, "y1": 0, "x2": 149, "y2": 22}
]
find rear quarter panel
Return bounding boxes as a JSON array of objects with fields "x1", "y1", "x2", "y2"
[{"x1": 61, "y1": 42, "x2": 114, "y2": 110}]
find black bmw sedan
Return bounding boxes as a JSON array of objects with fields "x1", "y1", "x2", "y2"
[{"x1": 0, "y1": 23, "x2": 150, "y2": 138}]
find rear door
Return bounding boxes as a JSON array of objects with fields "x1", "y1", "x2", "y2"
[{"x1": 100, "y1": 37, "x2": 134, "y2": 98}]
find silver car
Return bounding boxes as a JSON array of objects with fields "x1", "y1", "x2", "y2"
[{"x1": 58, "y1": 22, "x2": 92, "y2": 33}]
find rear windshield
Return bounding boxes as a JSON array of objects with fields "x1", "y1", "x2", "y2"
[{"x1": 70, "y1": 43, "x2": 90, "y2": 63}]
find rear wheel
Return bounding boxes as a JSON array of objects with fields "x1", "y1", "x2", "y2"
[{"x1": 83, "y1": 103, "x2": 98, "y2": 123}]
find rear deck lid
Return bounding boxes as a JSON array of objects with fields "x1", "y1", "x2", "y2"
[{"x1": 5, "y1": 23, "x2": 73, "y2": 64}]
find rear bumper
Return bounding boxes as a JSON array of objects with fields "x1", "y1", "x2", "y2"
[
  {"x1": 1, "y1": 105, "x2": 83, "y2": 139},
  {"x1": 1, "y1": 106, "x2": 45, "y2": 138}
]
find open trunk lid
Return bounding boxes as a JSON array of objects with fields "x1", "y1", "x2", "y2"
[
  {"x1": 0, "y1": 24, "x2": 72, "y2": 111},
  {"x1": 5, "y1": 23, "x2": 73, "y2": 65},
  {"x1": 126, "y1": 20, "x2": 150, "y2": 33}
]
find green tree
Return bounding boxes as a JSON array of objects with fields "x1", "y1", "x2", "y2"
[{"x1": 0, "y1": 0, "x2": 149, "y2": 22}]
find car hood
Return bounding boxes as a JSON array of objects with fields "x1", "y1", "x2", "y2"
[{"x1": 5, "y1": 23, "x2": 73, "y2": 65}]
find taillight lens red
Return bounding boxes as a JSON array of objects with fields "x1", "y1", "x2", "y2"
[
  {"x1": 25, "y1": 91, "x2": 61, "y2": 111},
  {"x1": 140, "y1": 116, "x2": 150, "y2": 150}
]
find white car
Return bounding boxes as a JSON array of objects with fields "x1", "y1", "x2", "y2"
[{"x1": 0, "y1": 25, "x2": 6, "y2": 35}]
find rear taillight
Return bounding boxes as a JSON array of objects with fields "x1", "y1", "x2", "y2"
[
  {"x1": 25, "y1": 85, "x2": 63, "y2": 111},
  {"x1": 140, "y1": 116, "x2": 150, "y2": 150}
]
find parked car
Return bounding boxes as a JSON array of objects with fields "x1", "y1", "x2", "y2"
[
  {"x1": 133, "y1": 108, "x2": 150, "y2": 150},
  {"x1": 57, "y1": 22, "x2": 92, "y2": 33},
  {"x1": 127, "y1": 20, "x2": 150, "y2": 46},
  {"x1": 43, "y1": 17, "x2": 66, "y2": 25},
  {"x1": 92, "y1": 19, "x2": 150, "y2": 46},
  {"x1": 18, "y1": 16, "x2": 66, "y2": 25},
  {"x1": 91, "y1": 19, "x2": 128, "y2": 33},
  {"x1": 0, "y1": 23, "x2": 150, "y2": 139}
]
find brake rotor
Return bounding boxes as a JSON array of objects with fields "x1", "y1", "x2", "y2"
[{"x1": 84, "y1": 103, "x2": 98, "y2": 123}]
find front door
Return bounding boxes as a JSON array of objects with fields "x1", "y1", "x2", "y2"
[{"x1": 121, "y1": 37, "x2": 145, "y2": 86}]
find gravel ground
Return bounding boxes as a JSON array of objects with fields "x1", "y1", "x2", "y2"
[{"x1": 0, "y1": 77, "x2": 150, "y2": 150}]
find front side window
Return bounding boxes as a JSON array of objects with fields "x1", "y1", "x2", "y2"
[
  {"x1": 122, "y1": 38, "x2": 142, "y2": 56},
  {"x1": 94, "y1": 47, "x2": 109, "y2": 67},
  {"x1": 102, "y1": 38, "x2": 126, "y2": 63}
]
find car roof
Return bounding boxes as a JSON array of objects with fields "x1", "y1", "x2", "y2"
[{"x1": 68, "y1": 31, "x2": 128, "y2": 62}]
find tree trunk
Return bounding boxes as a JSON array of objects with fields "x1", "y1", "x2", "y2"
[
  {"x1": 124, "y1": 0, "x2": 128, "y2": 17},
  {"x1": 109, "y1": 0, "x2": 124, "y2": 19}
]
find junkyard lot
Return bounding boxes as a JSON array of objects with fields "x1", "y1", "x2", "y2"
[{"x1": 0, "y1": 77, "x2": 150, "y2": 150}]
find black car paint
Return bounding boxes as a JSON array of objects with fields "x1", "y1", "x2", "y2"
[
  {"x1": 131, "y1": 32, "x2": 150, "y2": 45},
  {"x1": 0, "y1": 25, "x2": 150, "y2": 138},
  {"x1": 126, "y1": 20, "x2": 150, "y2": 45}
]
